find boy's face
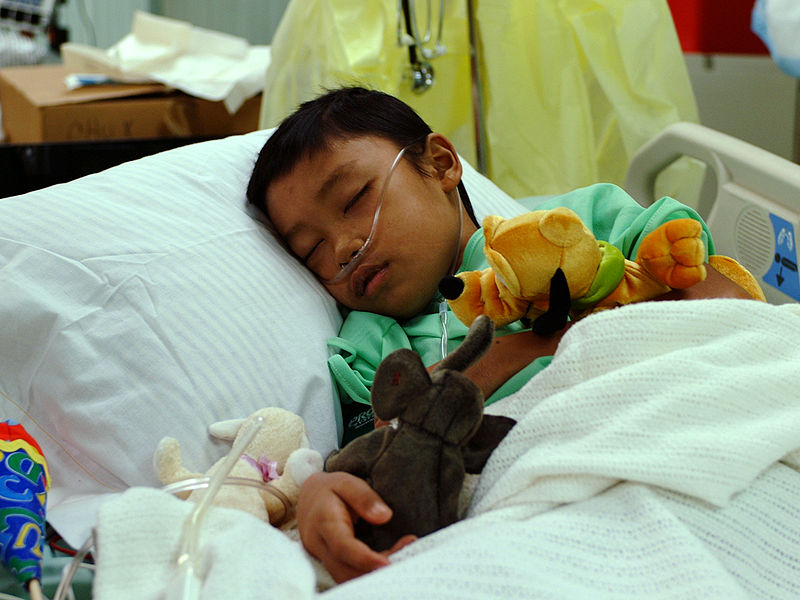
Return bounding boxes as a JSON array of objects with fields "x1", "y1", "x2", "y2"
[{"x1": 266, "y1": 135, "x2": 471, "y2": 319}]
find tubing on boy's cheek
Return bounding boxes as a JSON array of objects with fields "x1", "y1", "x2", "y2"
[
  {"x1": 321, "y1": 145, "x2": 409, "y2": 286},
  {"x1": 321, "y1": 195, "x2": 463, "y2": 320},
  {"x1": 265, "y1": 135, "x2": 465, "y2": 319}
]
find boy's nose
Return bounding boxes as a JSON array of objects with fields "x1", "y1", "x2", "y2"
[
  {"x1": 335, "y1": 237, "x2": 366, "y2": 270},
  {"x1": 339, "y1": 250, "x2": 358, "y2": 269}
]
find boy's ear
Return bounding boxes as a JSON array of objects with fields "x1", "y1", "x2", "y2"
[{"x1": 427, "y1": 133, "x2": 462, "y2": 194}]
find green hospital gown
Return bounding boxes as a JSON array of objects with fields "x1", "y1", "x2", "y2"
[{"x1": 328, "y1": 183, "x2": 712, "y2": 443}]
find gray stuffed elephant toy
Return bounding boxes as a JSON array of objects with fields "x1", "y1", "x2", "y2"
[{"x1": 325, "y1": 315, "x2": 516, "y2": 551}]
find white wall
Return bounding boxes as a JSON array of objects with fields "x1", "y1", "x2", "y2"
[
  {"x1": 58, "y1": 0, "x2": 151, "y2": 48},
  {"x1": 684, "y1": 53, "x2": 798, "y2": 161},
  {"x1": 57, "y1": 0, "x2": 288, "y2": 48},
  {"x1": 158, "y1": 0, "x2": 289, "y2": 44}
]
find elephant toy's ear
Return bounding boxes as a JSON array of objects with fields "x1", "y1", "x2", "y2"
[
  {"x1": 435, "y1": 314, "x2": 494, "y2": 373},
  {"x1": 371, "y1": 349, "x2": 431, "y2": 421}
]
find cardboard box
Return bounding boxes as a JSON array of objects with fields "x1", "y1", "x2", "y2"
[{"x1": 0, "y1": 64, "x2": 261, "y2": 143}]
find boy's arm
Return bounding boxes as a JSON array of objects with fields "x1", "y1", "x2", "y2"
[
  {"x1": 657, "y1": 263, "x2": 752, "y2": 301},
  {"x1": 459, "y1": 264, "x2": 751, "y2": 400},
  {"x1": 461, "y1": 323, "x2": 570, "y2": 399}
]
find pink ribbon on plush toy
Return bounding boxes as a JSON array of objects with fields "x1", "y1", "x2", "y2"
[{"x1": 240, "y1": 454, "x2": 279, "y2": 482}]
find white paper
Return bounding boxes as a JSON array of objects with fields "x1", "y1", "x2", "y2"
[{"x1": 61, "y1": 11, "x2": 270, "y2": 113}]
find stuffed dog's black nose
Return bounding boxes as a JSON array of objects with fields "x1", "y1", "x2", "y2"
[{"x1": 438, "y1": 276, "x2": 464, "y2": 300}]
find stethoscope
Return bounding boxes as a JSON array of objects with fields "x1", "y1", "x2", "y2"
[
  {"x1": 397, "y1": 0, "x2": 446, "y2": 94},
  {"x1": 396, "y1": 0, "x2": 489, "y2": 175}
]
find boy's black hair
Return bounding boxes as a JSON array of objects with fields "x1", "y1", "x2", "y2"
[{"x1": 246, "y1": 86, "x2": 477, "y2": 226}]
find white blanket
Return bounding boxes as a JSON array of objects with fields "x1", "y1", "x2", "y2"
[{"x1": 94, "y1": 299, "x2": 800, "y2": 599}]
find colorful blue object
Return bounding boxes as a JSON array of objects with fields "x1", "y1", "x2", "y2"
[
  {"x1": 763, "y1": 213, "x2": 800, "y2": 302},
  {"x1": 0, "y1": 420, "x2": 50, "y2": 589}
]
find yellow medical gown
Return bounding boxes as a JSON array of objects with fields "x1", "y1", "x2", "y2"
[
  {"x1": 260, "y1": 0, "x2": 698, "y2": 198},
  {"x1": 260, "y1": 1, "x2": 476, "y2": 165}
]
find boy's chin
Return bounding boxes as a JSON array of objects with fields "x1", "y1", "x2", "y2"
[
  {"x1": 381, "y1": 295, "x2": 439, "y2": 321},
  {"x1": 339, "y1": 279, "x2": 440, "y2": 319}
]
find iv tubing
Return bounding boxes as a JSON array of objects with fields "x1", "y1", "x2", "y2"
[
  {"x1": 167, "y1": 415, "x2": 266, "y2": 599},
  {"x1": 52, "y1": 418, "x2": 269, "y2": 600},
  {"x1": 53, "y1": 535, "x2": 93, "y2": 600}
]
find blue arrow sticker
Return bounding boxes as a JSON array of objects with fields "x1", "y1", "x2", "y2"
[{"x1": 764, "y1": 214, "x2": 800, "y2": 301}]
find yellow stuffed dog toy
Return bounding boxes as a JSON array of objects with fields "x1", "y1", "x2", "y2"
[{"x1": 439, "y1": 207, "x2": 765, "y2": 335}]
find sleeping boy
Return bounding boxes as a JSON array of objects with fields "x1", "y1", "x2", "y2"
[{"x1": 246, "y1": 86, "x2": 752, "y2": 582}]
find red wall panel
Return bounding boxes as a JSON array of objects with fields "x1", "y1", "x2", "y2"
[{"x1": 667, "y1": 0, "x2": 768, "y2": 54}]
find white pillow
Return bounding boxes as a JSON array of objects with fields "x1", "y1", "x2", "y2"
[{"x1": 0, "y1": 130, "x2": 520, "y2": 543}]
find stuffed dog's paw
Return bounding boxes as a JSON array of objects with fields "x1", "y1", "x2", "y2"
[{"x1": 636, "y1": 219, "x2": 707, "y2": 289}]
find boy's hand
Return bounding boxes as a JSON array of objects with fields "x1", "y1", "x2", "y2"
[{"x1": 297, "y1": 471, "x2": 416, "y2": 582}]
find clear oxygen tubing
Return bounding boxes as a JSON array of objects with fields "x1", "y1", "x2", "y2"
[
  {"x1": 53, "y1": 535, "x2": 93, "y2": 600},
  {"x1": 438, "y1": 297, "x2": 449, "y2": 360},
  {"x1": 322, "y1": 144, "x2": 410, "y2": 285},
  {"x1": 322, "y1": 140, "x2": 463, "y2": 359},
  {"x1": 439, "y1": 187, "x2": 463, "y2": 360}
]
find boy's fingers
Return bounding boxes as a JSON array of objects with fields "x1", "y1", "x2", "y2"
[
  {"x1": 321, "y1": 522, "x2": 391, "y2": 582},
  {"x1": 383, "y1": 534, "x2": 417, "y2": 556},
  {"x1": 297, "y1": 471, "x2": 396, "y2": 582},
  {"x1": 326, "y1": 556, "x2": 385, "y2": 584},
  {"x1": 335, "y1": 539, "x2": 390, "y2": 573},
  {"x1": 332, "y1": 476, "x2": 393, "y2": 525}
]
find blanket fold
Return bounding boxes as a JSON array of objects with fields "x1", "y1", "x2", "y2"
[{"x1": 475, "y1": 299, "x2": 800, "y2": 516}]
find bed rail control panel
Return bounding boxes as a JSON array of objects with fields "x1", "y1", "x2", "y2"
[{"x1": 626, "y1": 121, "x2": 800, "y2": 305}]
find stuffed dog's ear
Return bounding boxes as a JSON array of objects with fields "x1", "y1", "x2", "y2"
[
  {"x1": 371, "y1": 349, "x2": 431, "y2": 421},
  {"x1": 532, "y1": 268, "x2": 571, "y2": 335}
]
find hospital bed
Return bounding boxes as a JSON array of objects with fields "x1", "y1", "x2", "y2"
[
  {"x1": 627, "y1": 121, "x2": 800, "y2": 305},
  {"x1": 1, "y1": 122, "x2": 800, "y2": 599}
]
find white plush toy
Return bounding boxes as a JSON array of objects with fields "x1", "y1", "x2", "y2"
[{"x1": 154, "y1": 406, "x2": 323, "y2": 528}]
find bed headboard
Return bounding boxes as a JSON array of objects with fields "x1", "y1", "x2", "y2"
[{"x1": 625, "y1": 121, "x2": 800, "y2": 305}]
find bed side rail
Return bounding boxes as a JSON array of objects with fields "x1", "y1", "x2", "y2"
[{"x1": 625, "y1": 121, "x2": 800, "y2": 304}]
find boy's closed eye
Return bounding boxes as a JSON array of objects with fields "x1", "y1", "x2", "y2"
[
  {"x1": 345, "y1": 182, "x2": 371, "y2": 213},
  {"x1": 303, "y1": 240, "x2": 323, "y2": 265},
  {"x1": 303, "y1": 181, "x2": 376, "y2": 274}
]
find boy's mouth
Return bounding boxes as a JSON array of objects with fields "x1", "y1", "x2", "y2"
[{"x1": 352, "y1": 263, "x2": 388, "y2": 297}]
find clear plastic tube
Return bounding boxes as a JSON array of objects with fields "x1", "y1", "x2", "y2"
[
  {"x1": 439, "y1": 298, "x2": 449, "y2": 360},
  {"x1": 53, "y1": 535, "x2": 93, "y2": 600},
  {"x1": 323, "y1": 145, "x2": 409, "y2": 285},
  {"x1": 165, "y1": 415, "x2": 266, "y2": 600},
  {"x1": 52, "y1": 476, "x2": 287, "y2": 600},
  {"x1": 439, "y1": 187, "x2": 464, "y2": 359},
  {"x1": 323, "y1": 139, "x2": 464, "y2": 362}
]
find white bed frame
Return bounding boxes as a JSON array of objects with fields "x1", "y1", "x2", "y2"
[{"x1": 625, "y1": 121, "x2": 800, "y2": 305}]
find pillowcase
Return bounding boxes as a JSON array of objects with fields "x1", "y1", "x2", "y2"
[{"x1": 0, "y1": 129, "x2": 521, "y2": 543}]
